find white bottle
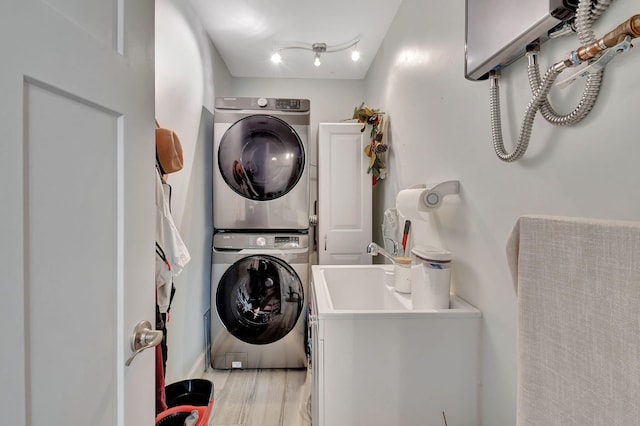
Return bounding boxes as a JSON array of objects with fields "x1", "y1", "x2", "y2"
[{"x1": 411, "y1": 246, "x2": 452, "y2": 309}]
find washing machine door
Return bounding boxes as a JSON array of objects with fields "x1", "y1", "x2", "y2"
[
  {"x1": 218, "y1": 115, "x2": 305, "y2": 201},
  {"x1": 216, "y1": 255, "x2": 304, "y2": 345}
]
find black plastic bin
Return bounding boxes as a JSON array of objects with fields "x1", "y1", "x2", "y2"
[
  {"x1": 156, "y1": 379, "x2": 214, "y2": 426},
  {"x1": 165, "y1": 379, "x2": 214, "y2": 408}
]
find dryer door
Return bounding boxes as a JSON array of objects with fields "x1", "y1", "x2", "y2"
[
  {"x1": 218, "y1": 115, "x2": 305, "y2": 201},
  {"x1": 216, "y1": 254, "x2": 304, "y2": 345}
]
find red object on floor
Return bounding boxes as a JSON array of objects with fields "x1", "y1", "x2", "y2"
[
  {"x1": 155, "y1": 404, "x2": 212, "y2": 426},
  {"x1": 156, "y1": 345, "x2": 168, "y2": 414}
]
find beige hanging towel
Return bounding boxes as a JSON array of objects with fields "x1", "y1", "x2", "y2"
[{"x1": 506, "y1": 215, "x2": 640, "y2": 425}]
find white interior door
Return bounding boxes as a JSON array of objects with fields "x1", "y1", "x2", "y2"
[
  {"x1": 318, "y1": 123, "x2": 372, "y2": 264},
  {"x1": 0, "y1": 1, "x2": 156, "y2": 425}
]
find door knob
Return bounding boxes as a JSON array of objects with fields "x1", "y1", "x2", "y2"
[{"x1": 125, "y1": 320, "x2": 163, "y2": 367}]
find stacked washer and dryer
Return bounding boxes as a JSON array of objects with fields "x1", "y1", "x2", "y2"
[{"x1": 211, "y1": 97, "x2": 310, "y2": 369}]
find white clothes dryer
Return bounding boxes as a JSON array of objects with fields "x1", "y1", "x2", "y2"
[
  {"x1": 213, "y1": 97, "x2": 310, "y2": 231},
  {"x1": 210, "y1": 231, "x2": 309, "y2": 369}
]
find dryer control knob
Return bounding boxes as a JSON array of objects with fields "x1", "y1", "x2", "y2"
[
  {"x1": 255, "y1": 236, "x2": 267, "y2": 247},
  {"x1": 257, "y1": 97, "x2": 268, "y2": 107}
]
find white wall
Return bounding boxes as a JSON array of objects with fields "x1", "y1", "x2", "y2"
[
  {"x1": 364, "y1": 1, "x2": 640, "y2": 424},
  {"x1": 155, "y1": 0, "x2": 232, "y2": 383}
]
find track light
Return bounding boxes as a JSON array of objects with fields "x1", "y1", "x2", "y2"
[
  {"x1": 270, "y1": 38, "x2": 360, "y2": 67},
  {"x1": 312, "y1": 43, "x2": 325, "y2": 67},
  {"x1": 351, "y1": 44, "x2": 360, "y2": 62}
]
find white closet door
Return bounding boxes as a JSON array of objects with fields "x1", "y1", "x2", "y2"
[{"x1": 318, "y1": 123, "x2": 372, "y2": 265}]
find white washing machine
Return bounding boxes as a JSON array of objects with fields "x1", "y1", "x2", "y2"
[
  {"x1": 210, "y1": 231, "x2": 309, "y2": 369},
  {"x1": 213, "y1": 97, "x2": 310, "y2": 231}
]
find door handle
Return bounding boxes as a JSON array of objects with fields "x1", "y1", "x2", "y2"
[{"x1": 125, "y1": 320, "x2": 163, "y2": 367}]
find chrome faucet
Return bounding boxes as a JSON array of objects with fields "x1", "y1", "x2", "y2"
[{"x1": 366, "y1": 242, "x2": 396, "y2": 264}]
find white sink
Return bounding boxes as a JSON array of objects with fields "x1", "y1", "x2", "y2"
[
  {"x1": 313, "y1": 264, "x2": 479, "y2": 317},
  {"x1": 320, "y1": 265, "x2": 410, "y2": 311}
]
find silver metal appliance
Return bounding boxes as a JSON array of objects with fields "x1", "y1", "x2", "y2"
[
  {"x1": 213, "y1": 97, "x2": 310, "y2": 231},
  {"x1": 210, "y1": 232, "x2": 309, "y2": 369},
  {"x1": 465, "y1": 0, "x2": 577, "y2": 80}
]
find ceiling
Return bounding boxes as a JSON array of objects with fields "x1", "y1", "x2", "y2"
[{"x1": 188, "y1": 0, "x2": 404, "y2": 80}]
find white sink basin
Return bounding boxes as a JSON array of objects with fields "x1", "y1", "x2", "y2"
[
  {"x1": 320, "y1": 265, "x2": 410, "y2": 311},
  {"x1": 312, "y1": 264, "x2": 479, "y2": 317}
]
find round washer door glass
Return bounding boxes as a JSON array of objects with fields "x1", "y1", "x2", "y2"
[
  {"x1": 216, "y1": 255, "x2": 304, "y2": 345},
  {"x1": 218, "y1": 115, "x2": 305, "y2": 201}
]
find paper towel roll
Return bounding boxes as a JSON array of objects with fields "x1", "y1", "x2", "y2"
[{"x1": 396, "y1": 188, "x2": 429, "y2": 217}]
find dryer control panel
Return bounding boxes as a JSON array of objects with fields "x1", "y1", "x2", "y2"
[
  {"x1": 214, "y1": 232, "x2": 309, "y2": 250},
  {"x1": 215, "y1": 96, "x2": 310, "y2": 112},
  {"x1": 273, "y1": 235, "x2": 301, "y2": 248}
]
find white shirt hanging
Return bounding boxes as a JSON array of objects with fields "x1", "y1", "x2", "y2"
[{"x1": 155, "y1": 170, "x2": 190, "y2": 313}]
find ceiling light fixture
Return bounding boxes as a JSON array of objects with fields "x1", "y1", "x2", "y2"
[
  {"x1": 351, "y1": 43, "x2": 361, "y2": 62},
  {"x1": 271, "y1": 38, "x2": 360, "y2": 67},
  {"x1": 270, "y1": 51, "x2": 282, "y2": 64},
  {"x1": 312, "y1": 43, "x2": 326, "y2": 67}
]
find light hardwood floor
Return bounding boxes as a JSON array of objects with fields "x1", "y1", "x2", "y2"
[{"x1": 202, "y1": 368, "x2": 312, "y2": 426}]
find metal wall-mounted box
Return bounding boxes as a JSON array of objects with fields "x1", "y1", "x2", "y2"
[{"x1": 465, "y1": 0, "x2": 577, "y2": 80}]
